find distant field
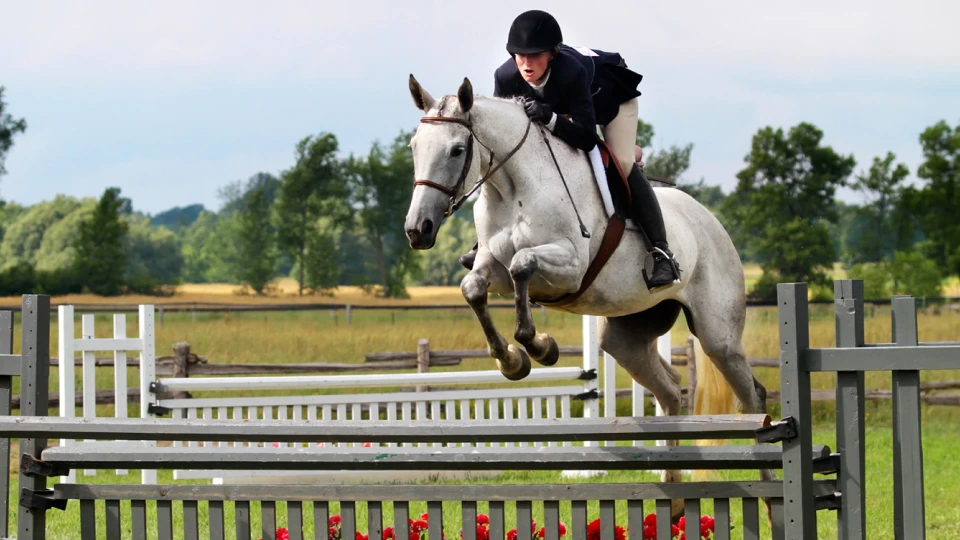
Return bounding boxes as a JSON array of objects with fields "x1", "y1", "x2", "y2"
[{"x1": 0, "y1": 264, "x2": 955, "y2": 308}]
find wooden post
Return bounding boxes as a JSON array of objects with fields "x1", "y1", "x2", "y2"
[
  {"x1": 158, "y1": 305, "x2": 164, "y2": 328},
  {"x1": 686, "y1": 335, "x2": 697, "y2": 410},
  {"x1": 171, "y1": 342, "x2": 192, "y2": 400},
  {"x1": 346, "y1": 305, "x2": 352, "y2": 325},
  {"x1": 416, "y1": 339, "x2": 430, "y2": 393},
  {"x1": 540, "y1": 305, "x2": 547, "y2": 326}
]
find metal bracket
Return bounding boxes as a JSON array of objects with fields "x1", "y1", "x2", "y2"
[
  {"x1": 573, "y1": 389, "x2": 599, "y2": 401},
  {"x1": 149, "y1": 381, "x2": 168, "y2": 394},
  {"x1": 147, "y1": 403, "x2": 170, "y2": 416},
  {"x1": 20, "y1": 453, "x2": 69, "y2": 478},
  {"x1": 815, "y1": 491, "x2": 842, "y2": 511},
  {"x1": 19, "y1": 488, "x2": 68, "y2": 511},
  {"x1": 755, "y1": 416, "x2": 798, "y2": 443},
  {"x1": 814, "y1": 452, "x2": 841, "y2": 475},
  {"x1": 578, "y1": 368, "x2": 598, "y2": 381}
]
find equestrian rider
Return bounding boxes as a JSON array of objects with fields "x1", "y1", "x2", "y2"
[{"x1": 459, "y1": 9, "x2": 680, "y2": 289}]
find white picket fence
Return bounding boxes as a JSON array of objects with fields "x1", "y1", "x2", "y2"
[{"x1": 57, "y1": 306, "x2": 672, "y2": 485}]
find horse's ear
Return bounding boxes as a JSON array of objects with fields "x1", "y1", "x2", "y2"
[
  {"x1": 409, "y1": 74, "x2": 436, "y2": 111},
  {"x1": 457, "y1": 77, "x2": 474, "y2": 113}
]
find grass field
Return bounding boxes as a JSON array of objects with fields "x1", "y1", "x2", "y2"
[{"x1": 1, "y1": 276, "x2": 958, "y2": 538}]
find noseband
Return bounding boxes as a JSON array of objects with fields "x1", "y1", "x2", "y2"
[{"x1": 414, "y1": 114, "x2": 532, "y2": 217}]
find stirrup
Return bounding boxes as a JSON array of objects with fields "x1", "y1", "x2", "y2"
[{"x1": 642, "y1": 246, "x2": 681, "y2": 289}]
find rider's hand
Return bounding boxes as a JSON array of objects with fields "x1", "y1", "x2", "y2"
[{"x1": 523, "y1": 98, "x2": 553, "y2": 124}]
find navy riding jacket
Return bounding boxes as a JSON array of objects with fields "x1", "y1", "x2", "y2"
[{"x1": 494, "y1": 45, "x2": 643, "y2": 152}]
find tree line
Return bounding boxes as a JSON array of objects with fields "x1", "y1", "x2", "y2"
[{"x1": 1, "y1": 86, "x2": 958, "y2": 299}]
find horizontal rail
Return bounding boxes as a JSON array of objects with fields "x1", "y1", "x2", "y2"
[
  {"x1": 40, "y1": 443, "x2": 822, "y2": 471},
  {"x1": 53, "y1": 480, "x2": 838, "y2": 502},
  {"x1": 803, "y1": 345, "x2": 960, "y2": 372},
  {"x1": 73, "y1": 338, "x2": 143, "y2": 352},
  {"x1": 158, "y1": 385, "x2": 587, "y2": 409},
  {"x1": 0, "y1": 414, "x2": 771, "y2": 442},
  {"x1": 156, "y1": 367, "x2": 586, "y2": 392},
  {"x1": 4, "y1": 295, "x2": 956, "y2": 312}
]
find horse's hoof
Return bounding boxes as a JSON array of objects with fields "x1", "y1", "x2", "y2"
[
  {"x1": 532, "y1": 334, "x2": 560, "y2": 366},
  {"x1": 497, "y1": 346, "x2": 531, "y2": 381}
]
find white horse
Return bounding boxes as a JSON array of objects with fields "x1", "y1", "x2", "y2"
[{"x1": 403, "y1": 76, "x2": 773, "y2": 514}]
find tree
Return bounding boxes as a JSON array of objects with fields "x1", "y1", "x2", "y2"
[
  {"x1": 124, "y1": 215, "x2": 183, "y2": 293},
  {"x1": 235, "y1": 184, "x2": 277, "y2": 294},
  {"x1": 0, "y1": 86, "x2": 27, "y2": 178},
  {"x1": 847, "y1": 152, "x2": 911, "y2": 263},
  {"x1": 350, "y1": 131, "x2": 420, "y2": 298},
  {"x1": 721, "y1": 123, "x2": 856, "y2": 298},
  {"x1": 0, "y1": 195, "x2": 83, "y2": 269},
  {"x1": 276, "y1": 133, "x2": 349, "y2": 295},
  {"x1": 914, "y1": 120, "x2": 960, "y2": 275},
  {"x1": 73, "y1": 187, "x2": 129, "y2": 296},
  {"x1": 635, "y1": 119, "x2": 724, "y2": 208}
]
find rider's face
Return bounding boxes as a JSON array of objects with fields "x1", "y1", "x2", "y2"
[{"x1": 515, "y1": 51, "x2": 552, "y2": 84}]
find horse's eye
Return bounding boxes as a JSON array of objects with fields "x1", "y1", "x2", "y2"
[{"x1": 451, "y1": 145, "x2": 465, "y2": 157}]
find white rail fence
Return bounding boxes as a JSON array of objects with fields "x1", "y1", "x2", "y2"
[{"x1": 57, "y1": 306, "x2": 672, "y2": 485}]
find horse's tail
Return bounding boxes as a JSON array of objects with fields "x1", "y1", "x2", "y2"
[{"x1": 690, "y1": 336, "x2": 739, "y2": 481}]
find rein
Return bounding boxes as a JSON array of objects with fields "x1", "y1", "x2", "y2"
[{"x1": 414, "y1": 115, "x2": 532, "y2": 217}]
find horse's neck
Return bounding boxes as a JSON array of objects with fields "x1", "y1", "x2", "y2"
[
  {"x1": 472, "y1": 98, "x2": 592, "y2": 207},
  {"x1": 472, "y1": 98, "x2": 600, "y2": 215}
]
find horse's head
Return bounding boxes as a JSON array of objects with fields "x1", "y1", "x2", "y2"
[{"x1": 404, "y1": 74, "x2": 479, "y2": 249}]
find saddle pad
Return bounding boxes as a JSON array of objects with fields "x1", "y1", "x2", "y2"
[{"x1": 588, "y1": 146, "x2": 639, "y2": 231}]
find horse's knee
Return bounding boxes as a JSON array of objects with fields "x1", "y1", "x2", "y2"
[
  {"x1": 509, "y1": 250, "x2": 538, "y2": 282},
  {"x1": 460, "y1": 273, "x2": 488, "y2": 305}
]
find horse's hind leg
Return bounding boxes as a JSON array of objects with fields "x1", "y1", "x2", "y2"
[
  {"x1": 683, "y1": 295, "x2": 777, "y2": 512},
  {"x1": 461, "y1": 251, "x2": 530, "y2": 380},
  {"x1": 509, "y1": 246, "x2": 583, "y2": 367},
  {"x1": 599, "y1": 311, "x2": 686, "y2": 519}
]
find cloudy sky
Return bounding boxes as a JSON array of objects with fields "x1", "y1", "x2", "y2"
[{"x1": 2, "y1": 1, "x2": 958, "y2": 215}]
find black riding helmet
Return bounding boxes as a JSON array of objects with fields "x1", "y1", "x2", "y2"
[{"x1": 506, "y1": 10, "x2": 563, "y2": 55}]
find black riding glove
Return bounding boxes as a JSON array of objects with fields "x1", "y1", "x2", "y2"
[{"x1": 523, "y1": 98, "x2": 553, "y2": 124}]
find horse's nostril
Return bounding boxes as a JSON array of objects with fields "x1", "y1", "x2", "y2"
[{"x1": 420, "y1": 219, "x2": 434, "y2": 237}]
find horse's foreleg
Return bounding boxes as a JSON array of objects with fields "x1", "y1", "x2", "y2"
[
  {"x1": 509, "y1": 246, "x2": 580, "y2": 366},
  {"x1": 461, "y1": 255, "x2": 531, "y2": 381}
]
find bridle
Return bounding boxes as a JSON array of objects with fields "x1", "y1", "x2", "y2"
[{"x1": 414, "y1": 114, "x2": 532, "y2": 217}]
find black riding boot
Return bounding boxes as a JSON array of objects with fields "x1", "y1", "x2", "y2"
[
  {"x1": 626, "y1": 164, "x2": 681, "y2": 288},
  {"x1": 459, "y1": 242, "x2": 479, "y2": 271}
]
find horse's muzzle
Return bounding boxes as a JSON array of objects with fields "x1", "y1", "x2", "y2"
[{"x1": 405, "y1": 218, "x2": 435, "y2": 249}]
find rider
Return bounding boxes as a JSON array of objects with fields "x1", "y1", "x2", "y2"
[{"x1": 459, "y1": 9, "x2": 680, "y2": 289}]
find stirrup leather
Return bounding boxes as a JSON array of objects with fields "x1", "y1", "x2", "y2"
[{"x1": 642, "y1": 246, "x2": 682, "y2": 288}]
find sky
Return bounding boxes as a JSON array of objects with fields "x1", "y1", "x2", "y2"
[{"x1": 2, "y1": 1, "x2": 959, "y2": 215}]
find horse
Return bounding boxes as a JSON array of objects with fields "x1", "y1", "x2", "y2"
[{"x1": 403, "y1": 75, "x2": 773, "y2": 515}]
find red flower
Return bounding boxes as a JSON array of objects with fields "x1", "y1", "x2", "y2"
[
  {"x1": 559, "y1": 523, "x2": 567, "y2": 537},
  {"x1": 643, "y1": 514, "x2": 656, "y2": 528},
  {"x1": 586, "y1": 519, "x2": 601, "y2": 540},
  {"x1": 477, "y1": 514, "x2": 490, "y2": 525},
  {"x1": 384, "y1": 526, "x2": 396, "y2": 540},
  {"x1": 421, "y1": 513, "x2": 430, "y2": 521},
  {"x1": 412, "y1": 519, "x2": 429, "y2": 535},
  {"x1": 330, "y1": 515, "x2": 343, "y2": 526},
  {"x1": 671, "y1": 525, "x2": 679, "y2": 538},
  {"x1": 258, "y1": 527, "x2": 291, "y2": 540},
  {"x1": 678, "y1": 517, "x2": 686, "y2": 531},
  {"x1": 356, "y1": 532, "x2": 369, "y2": 540},
  {"x1": 642, "y1": 525, "x2": 656, "y2": 540},
  {"x1": 506, "y1": 530, "x2": 518, "y2": 540}
]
